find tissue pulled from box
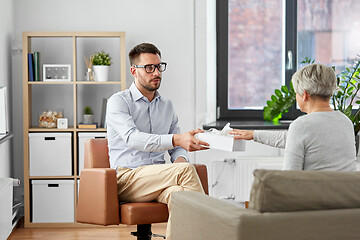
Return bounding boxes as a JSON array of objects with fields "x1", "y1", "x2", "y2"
[
  {"x1": 206, "y1": 122, "x2": 233, "y2": 136},
  {"x1": 196, "y1": 123, "x2": 245, "y2": 152}
]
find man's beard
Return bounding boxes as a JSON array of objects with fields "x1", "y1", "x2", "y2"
[{"x1": 141, "y1": 77, "x2": 161, "y2": 92}]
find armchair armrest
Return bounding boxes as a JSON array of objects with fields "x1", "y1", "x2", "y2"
[
  {"x1": 77, "y1": 168, "x2": 120, "y2": 225},
  {"x1": 193, "y1": 164, "x2": 209, "y2": 195},
  {"x1": 171, "y1": 191, "x2": 256, "y2": 240}
]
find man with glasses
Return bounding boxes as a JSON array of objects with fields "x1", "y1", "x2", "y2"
[{"x1": 106, "y1": 43, "x2": 208, "y2": 239}]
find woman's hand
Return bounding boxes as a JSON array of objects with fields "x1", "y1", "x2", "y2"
[{"x1": 229, "y1": 129, "x2": 254, "y2": 140}]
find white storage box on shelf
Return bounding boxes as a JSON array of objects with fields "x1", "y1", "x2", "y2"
[
  {"x1": 78, "y1": 132, "x2": 107, "y2": 174},
  {"x1": 32, "y1": 180, "x2": 74, "y2": 223},
  {"x1": 29, "y1": 133, "x2": 72, "y2": 176}
]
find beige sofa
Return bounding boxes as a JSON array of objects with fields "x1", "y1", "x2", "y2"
[{"x1": 171, "y1": 170, "x2": 360, "y2": 240}]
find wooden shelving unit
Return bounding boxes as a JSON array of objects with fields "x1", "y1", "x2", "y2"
[{"x1": 22, "y1": 32, "x2": 126, "y2": 228}]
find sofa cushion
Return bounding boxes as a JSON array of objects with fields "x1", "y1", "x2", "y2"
[{"x1": 249, "y1": 169, "x2": 360, "y2": 213}]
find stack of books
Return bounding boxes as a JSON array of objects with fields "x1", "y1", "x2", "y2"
[
  {"x1": 28, "y1": 52, "x2": 40, "y2": 81},
  {"x1": 78, "y1": 123, "x2": 98, "y2": 129}
]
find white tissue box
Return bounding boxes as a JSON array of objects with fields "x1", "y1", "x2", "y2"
[{"x1": 195, "y1": 132, "x2": 246, "y2": 152}]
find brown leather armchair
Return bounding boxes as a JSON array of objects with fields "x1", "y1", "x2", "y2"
[{"x1": 76, "y1": 138, "x2": 208, "y2": 239}]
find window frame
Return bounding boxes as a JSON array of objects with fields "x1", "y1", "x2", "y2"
[{"x1": 216, "y1": 0, "x2": 302, "y2": 120}]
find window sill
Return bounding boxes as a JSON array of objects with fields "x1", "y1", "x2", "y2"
[{"x1": 203, "y1": 120, "x2": 291, "y2": 130}]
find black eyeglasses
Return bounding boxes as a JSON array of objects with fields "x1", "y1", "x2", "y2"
[{"x1": 133, "y1": 62, "x2": 167, "y2": 73}]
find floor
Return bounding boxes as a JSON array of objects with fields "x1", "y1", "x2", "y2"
[{"x1": 8, "y1": 221, "x2": 167, "y2": 240}]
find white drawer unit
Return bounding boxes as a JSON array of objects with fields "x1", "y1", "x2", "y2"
[
  {"x1": 78, "y1": 132, "x2": 106, "y2": 174},
  {"x1": 29, "y1": 133, "x2": 72, "y2": 176},
  {"x1": 32, "y1": 180, "x2": 74, "y2": 223}
]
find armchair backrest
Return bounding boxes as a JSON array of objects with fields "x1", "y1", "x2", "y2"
[{"x1": 84, "y1": 138, "x2": 110, "y2": 168}]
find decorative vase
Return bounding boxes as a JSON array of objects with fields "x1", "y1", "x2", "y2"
[
  {"x1": 83, "y1": 114, "x2": 94, "y2": 124},
  {"x1": 85, "y1": 68, "x2": 95, "y2": 81},
  {"x1": 93, "y1": 65, "x2": 110, "y2": 82}
]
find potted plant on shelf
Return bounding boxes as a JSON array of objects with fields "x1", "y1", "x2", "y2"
[
  {"x1": 264, "y1": 56, "x2": 360, "y2": 136},
  {"x1": 83, "y1": 106, "x2": 94, "y2": 124},
  {"x1": 92, "y1": 50, "x2": 112, "y2": 82}
]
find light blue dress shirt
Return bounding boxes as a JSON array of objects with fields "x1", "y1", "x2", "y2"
[{"x1": 106, "y1": 82, "x2": 189, "y2": 169}]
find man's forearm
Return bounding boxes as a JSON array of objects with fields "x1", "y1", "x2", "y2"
[
  {"x1": 172, "y1": 129, "x2": 209, "y2": 152},
  {"x1": 174, "y1": 156, "x2": 188, "y2": 163}
]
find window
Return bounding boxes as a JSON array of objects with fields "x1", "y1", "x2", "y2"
[{"x1": 217, "y1": 0, "x2": 360, "y2": 120}]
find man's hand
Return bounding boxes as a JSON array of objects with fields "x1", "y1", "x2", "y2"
[
  {"x1": 174, "y1": 157, "x2": 188, "y2": 163},
  {"x1": 173, "y1": 128, "x2": 209, "y2": 152},
  {"x1": 229, "y1": 129, "x2": 254, "y2": 140}
]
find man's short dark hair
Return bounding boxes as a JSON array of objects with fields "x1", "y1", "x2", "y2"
[{"x1": 129, "y1": 43, "x2": 161, "y2": 66}]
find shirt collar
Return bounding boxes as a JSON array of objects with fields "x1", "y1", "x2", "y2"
[{"x1": 130, "y1": 82, "x2": 161, "y2": 102}]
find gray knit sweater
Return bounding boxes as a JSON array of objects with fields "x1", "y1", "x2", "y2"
[{"x1": 254, "y1": 111, "x2": 356, "y2": 172}]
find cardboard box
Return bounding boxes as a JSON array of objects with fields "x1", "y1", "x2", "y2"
[{"x1": 195, "y1": 132, "x2": 246, "y2": 152}]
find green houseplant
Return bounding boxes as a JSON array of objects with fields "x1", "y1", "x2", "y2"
[
  {"x1": 264, "y1": 57, "x2": 360, "y2": 135},
  {"x1": 83, "y1": 106, "x2": 94, "y2": 124},
  {"x1": 92, "y1": 50, "x2": 112, "y2": 82},
  {"x1": 92, "y1": 50, "x2": 112, "y2": 66}
]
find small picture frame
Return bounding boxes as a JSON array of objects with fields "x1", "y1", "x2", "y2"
[
  {"x1": 57, "y1": 118, "x2": 68, "y2": 129},
  {"x1": 43, "y1": 64, "x2": 71, "y2": 81}
]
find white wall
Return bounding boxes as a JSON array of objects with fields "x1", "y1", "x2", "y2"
[
  {"x1": 11, "y1": 0, "x2": 281, "y2": 196},
  {"x1": 13, "y1": 0, "x2": 196, "y2": 131},
  {"x1": 0, "y1": 0, "x2": 14, "y2": 178}
]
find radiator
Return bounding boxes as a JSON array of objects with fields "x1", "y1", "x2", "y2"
[
  {"x1": 211, "y1": 157, "x2": 283, "y2": 202},
  {"x1": 0, "y1": 178, "x2": 20, "y2": 240}
]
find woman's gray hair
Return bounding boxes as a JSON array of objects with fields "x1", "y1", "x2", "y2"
[{"x1": 291, "y1": 63, "x2": 337, "y2": 99}]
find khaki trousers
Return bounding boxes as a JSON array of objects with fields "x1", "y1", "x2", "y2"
[{"x1": 116, "y1": 162, "x2": 204, "y2": 239}]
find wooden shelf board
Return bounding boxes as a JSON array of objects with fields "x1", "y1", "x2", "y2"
[
  {"x1": 23, "y1": 31, "x2": 125, "y2": 38},
  {"x1": 28, "y1": 81, "x2": 74, "y2": 85},
  {"x1": 28, "y1": 81, "x2": 122, "y2": 85},
  {"x1": 29, "y1": 127, "x2": 76, "y2": 132},
  {"x1": 29, "y1": 176, "x2": 75, "y2": 180},
  {"x1": 76, "y1": 128, "x2": 106, "y2": 132},
  {"x1": 76, "y1": 81, "x2": 122, "y2": 84}
]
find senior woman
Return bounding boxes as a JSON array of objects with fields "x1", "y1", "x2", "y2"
[{"x1": 231, "y1": 63, "x2": 356, "y2": 172}]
